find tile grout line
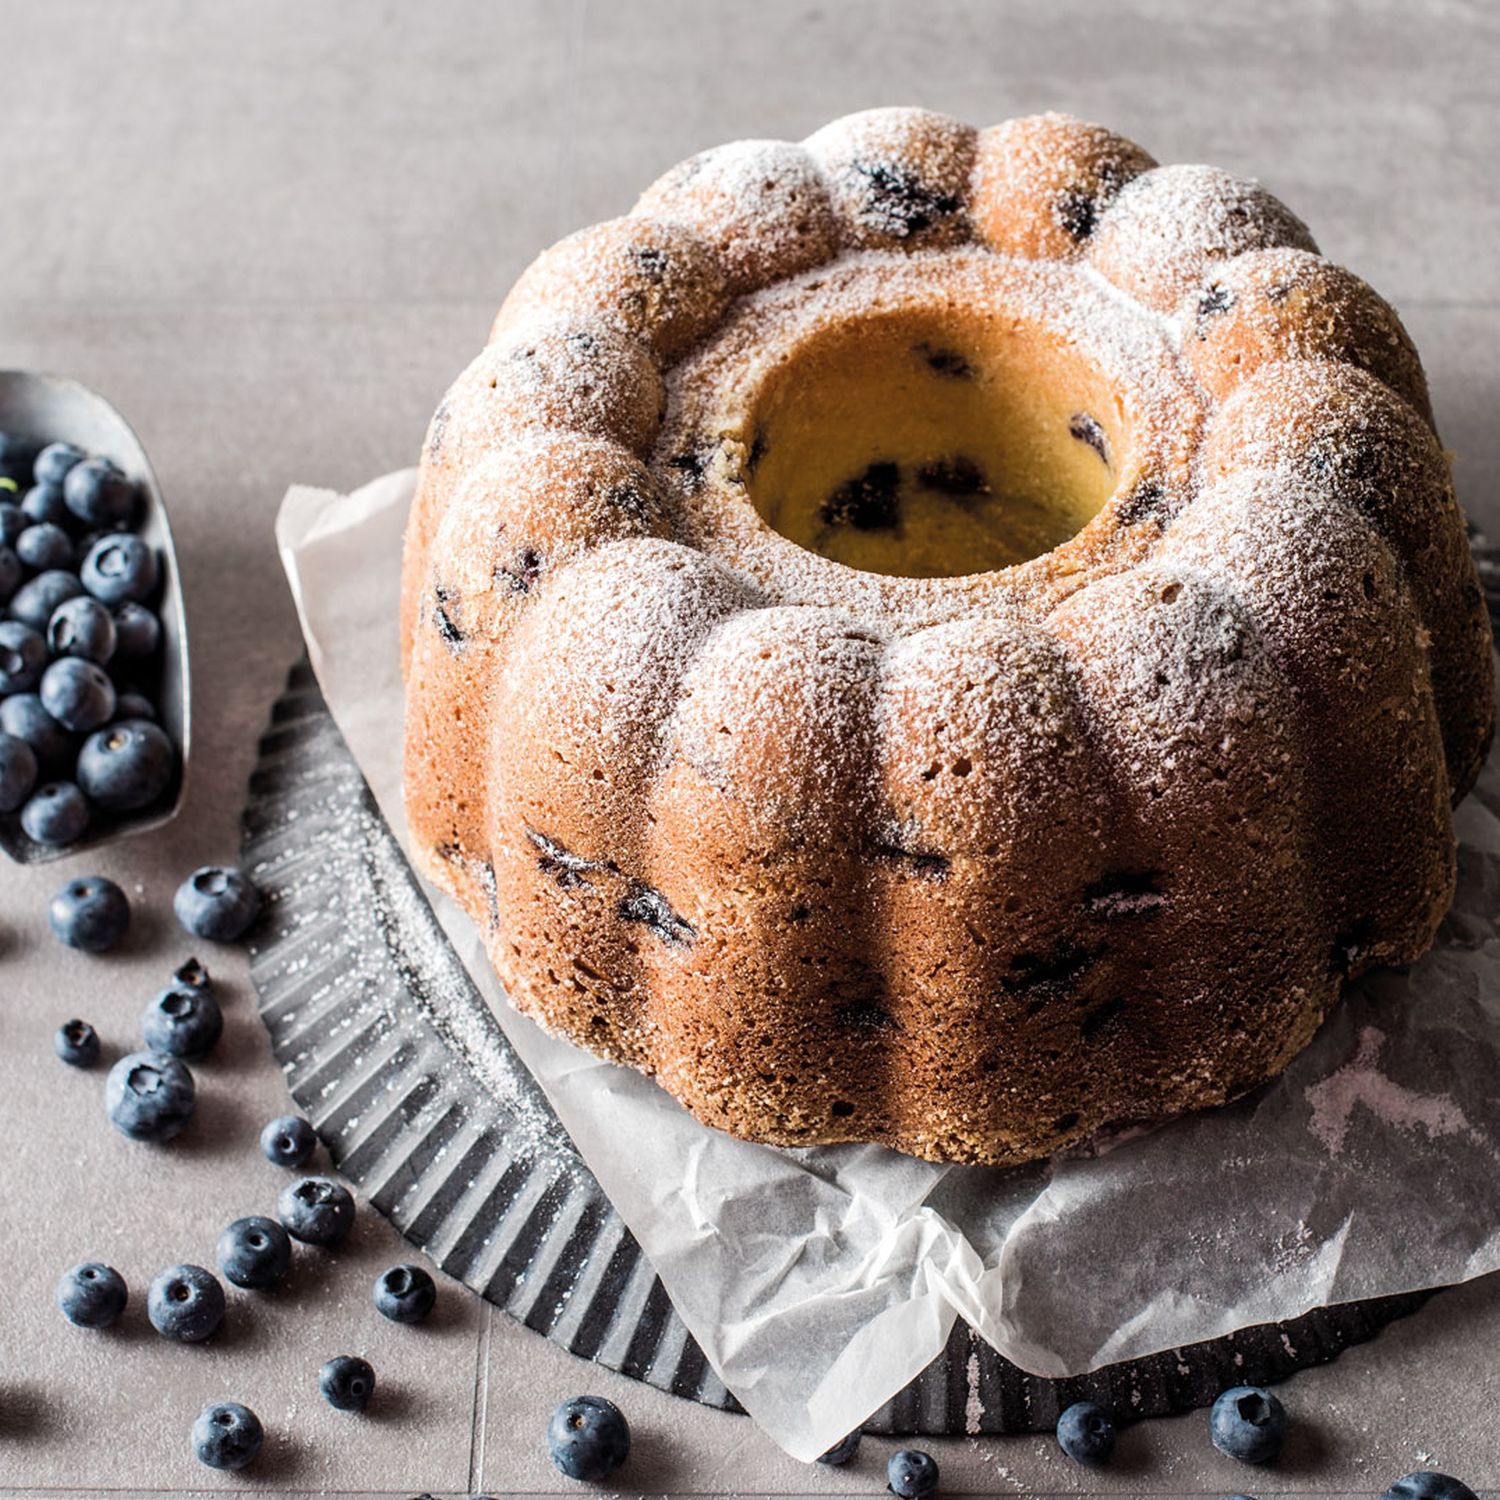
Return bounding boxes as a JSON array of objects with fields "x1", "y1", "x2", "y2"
[{"x1": 470, "y1": 1296, "x2": 495, "y2": 1493}]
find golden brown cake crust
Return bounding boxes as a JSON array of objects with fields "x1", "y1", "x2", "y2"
[{"x1": 400, "y1": 110, "x2": 1494, "y2": 1165}]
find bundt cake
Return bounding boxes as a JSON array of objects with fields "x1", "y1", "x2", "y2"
[{"x1": 400, "y1": 109, "x2": 1494, "y2": 1166}]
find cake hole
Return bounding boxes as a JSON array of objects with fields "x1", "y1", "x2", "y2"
[
  {"x1": 830, "y1": 1100, "x2": 855, "y2": 1117},
  {"x1": 739, "y1": 305, "x2": 1128, "y2": 577}
]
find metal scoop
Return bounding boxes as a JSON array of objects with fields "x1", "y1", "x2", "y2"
[{"x1": 0, "y1": 370, "x2": 190, "y2": 862}]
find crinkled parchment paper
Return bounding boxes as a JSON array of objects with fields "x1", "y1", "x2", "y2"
[{"x1": 277, "y1": 469, "x2": 1500, "y2": 1462}]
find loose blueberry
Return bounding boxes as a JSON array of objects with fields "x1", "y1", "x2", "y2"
[
  {"x1": 547, "y1": 1395, "x2": 631, "y2": 1482},
  {"x1": 21, "y1": 781, "x2": 90, "y2": 845},
  {"x1": 1056, "y1": 1401, "x2": 1116, "y2": 1466},
  {"x1": 0, "y1": 731, "x2": 38, "y2": 812},
  {"x1": 8, "y1": 568, "x2": 84, "y2": 633},
  {"x1": 34, "y1": 441, "x2": 86, "y2": 488},
  {"x1": 174, "y1": 865, "x2": 261, "y2": 942},
  {"x1": 0, "y1": 694, "x2": 75, "y2": 770},
  {"x1": 147, "y1": 1262, "x2": 225, "y2": 1342},
  {"x1": 216, "y1": 1215, "x2": 293, "y2": 1291},
  {"x1": 47, "y1": 594, "x2": 116, "y2": 664},
  {"x1": 0, "y1": 620, "x2": 47, "y2": 693},
  {"x1": 56, "y1": 1262, "x2": 127, "y2": 1327},
  {"x1": 17, "y1": 522, "x2": 75, "y2": 572},
  {"x1": 21, "y1": 482, "x2": 69, "y2": 527},
  {"x1": 1209, "y1": 1386, "x2": 1288, "y2": 1465},
  {"x1": 104, "y1": 1050, "x2": 196, "y2": 1141},
  {"x1": 40, "y1": 657, "x2": 116, "y2": 732},
  {"x1": 320, "y1": 1354, "x2": 376, "y2": 1413},
  {"x1": 817, "y1": 1431, "x2": 862, "y2": 1466},
  {"x1": 110, "y1": 602, "x2": 161, "y2": 660},
  {"x1": 54, "y1": 1018, "x2": 101, "y2": 1067},
  {"x1": 277, "y1": 1176, "x2": 355, "y2": 1247},
  {"x1": 887, "y1": 1448, "x2": 940, "y2": 1499},
  {"x1": 77, "y1": 719, "x2": 174, "y2": 811},
  {"x1": 0, "y1": 544, "x2": 21, "y2": 603},
  {"x1": 81, "y1": 532, "x2": 158, "y2": 607},
  {"x1": 260, "y1": 1113, "x2": 317, "y2": 1169},
  {"x1": 113, "y1": 691, "x2": 155, "y2": 721},
  {"x1": 49, "y1": 875, "x2": 130, "y2": 952},
  {"x1": 1382, "y1": 1475, "x2": 1480, "y2": 1500},
  {"x1": 0, "y1": 500, "x2": 24, "y2": 547},
  {"x1": 191, "y1": 1402, "x2": 263, "y2": 1471},
  {"x1": 63, "y1": 457, "x2": 135, "y2": 528},
  {"x1": 373, "y1": 1264, "x2": 436, "y2": 1324},
  {"x1": 142, "y1": 983, "x2": 223, "y2": 1059}
]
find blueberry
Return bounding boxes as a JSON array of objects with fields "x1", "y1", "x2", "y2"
[
  {"x1": 173, "y1": 955, "x2": 211, "y2": 990},
  {"x1": 81, "y1": 532, "x2": 158, "y2": 607},
  {"x1": 0, "y1": 693, "x2": 75, "y2": 770},
  {"x1": 1209, "y1": 1386, "x2": 1288, "y2": 1465},
  {"x1": 147, "y1": 1262, "x2": 225, "y2": 1342},
  {"x1": 817, "y1": 1431, "x2": 862, "y2": 1466},
  {"x1": 320, "y1": 1354, "x2": 376, "y2": 1412},
  {"x1": 49, "y1": 875, "x2": 130, "y2": 952},
  {"x1": 174, "y1": 865, "x2": 261, "y2": 942},
  {"x1": 260, "y1": 1113, "x2": 317, "y2": 1169},
  {"x1": 34, "y1": 441, "x2": 86, "y2": 488},
  {"x1": 0, "y1": 500, "x2": 24, "y2": 547},
  {"x1": 17, "y1": 522, "x2": 75, "y2": 572},
  {"x1": 141, "y1": 983, "x2": 222, "y2": 1059},
  {"x1": 77, "y1": 719, "x2": 174, "y2": 810},
  {"x1": 9, "y1": 569, "x2": 84, "y2": 632},
  {"x1": 0, "y1": 731, "x2": 37, "y2": 812},
  {"x1": 0, "y1": 620, "x2": 46, "y2": 693},
  {"x1": 547, "y1": 1395, "x2": 630, "y2": 1482},
  {"x1": 114, "y1": 691, "x2": 155, "y2": 721},
  {"x1": 191, "y1": 1401, "x2": 263, "y2": 1471},
  {"x1": 104, "y1": 1050, "x2": 196, "y2": 1141},
  {"x1": 111, "y1": 602, "x2": 161, "y2": 660},
  {"x1": 373, "y1": 1264, "x2": 436, "y2": 1324},
  {"x1": 21, "y1": 482, "x2": 69, "y2": 527},
  {"x1": 63, "y1": 457, "x2": 135, "y2": 528},
  {"x1": 887, "y1": 1448, "x2": 939, "y2": 1498},
  {"x1": 54, "y1": 1018, "x2": 101, "y2": 1067},
  {"x1": 277, "y1": 1176, "x2": 355, "y2": 1247},
  {"x1": 0, "y1": 544, "x2": 20, "y2": 603},
  {"x1": 1382, "y1": 1474, "x2": 1480, "y2": 1500},
  {"x1": 21, "y1": 781, "x2": 90, "y2": 845},
  {"x1": 216, "y1": 1215, "x2": 293, "y2": 1290},
  {"x1": 1056, "y1": 1401, "x2": 1116, "y2": 1466},
  {"x1": 56, "y1": 1262, "x2": 127, "y2": 1327},
  {"x1": 40, "y1": 657, "x2": 116, "y2": 732},
  {"x1": 47, "y1": 594, "x2": 116, "y2": 664}
]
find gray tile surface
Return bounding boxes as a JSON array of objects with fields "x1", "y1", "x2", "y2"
[{"x1": 1, "y1": 0, "x2": 1498, "y2": 1493}]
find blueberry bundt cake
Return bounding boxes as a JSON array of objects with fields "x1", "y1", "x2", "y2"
[{"x1": 401, "y1": 110, "x2": 1494, "y2": 1165}]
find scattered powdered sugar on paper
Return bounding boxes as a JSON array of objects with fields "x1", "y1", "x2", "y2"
[{"x1": 1306, "y1": 1026, "x2": 1483, "y2": 1157}]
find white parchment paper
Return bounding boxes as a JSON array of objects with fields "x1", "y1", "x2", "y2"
[{"x1": 277, "y1": 469, "x2": 1500, "y2": 1462}]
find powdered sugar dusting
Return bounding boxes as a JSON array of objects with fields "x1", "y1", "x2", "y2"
[
  {"x1": 633, "y1": 139, "x2": 842, "y2": 294},
  {"x1": 1089, "y1": 162, "x2": 1318, "y2": 311},
  {"x1": 964, "y1": 1346, "x2": 985, "y2": 1434},
  {"x1": 1306, "y1": 1026, "x2": 1482, "y2": 1156}
]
